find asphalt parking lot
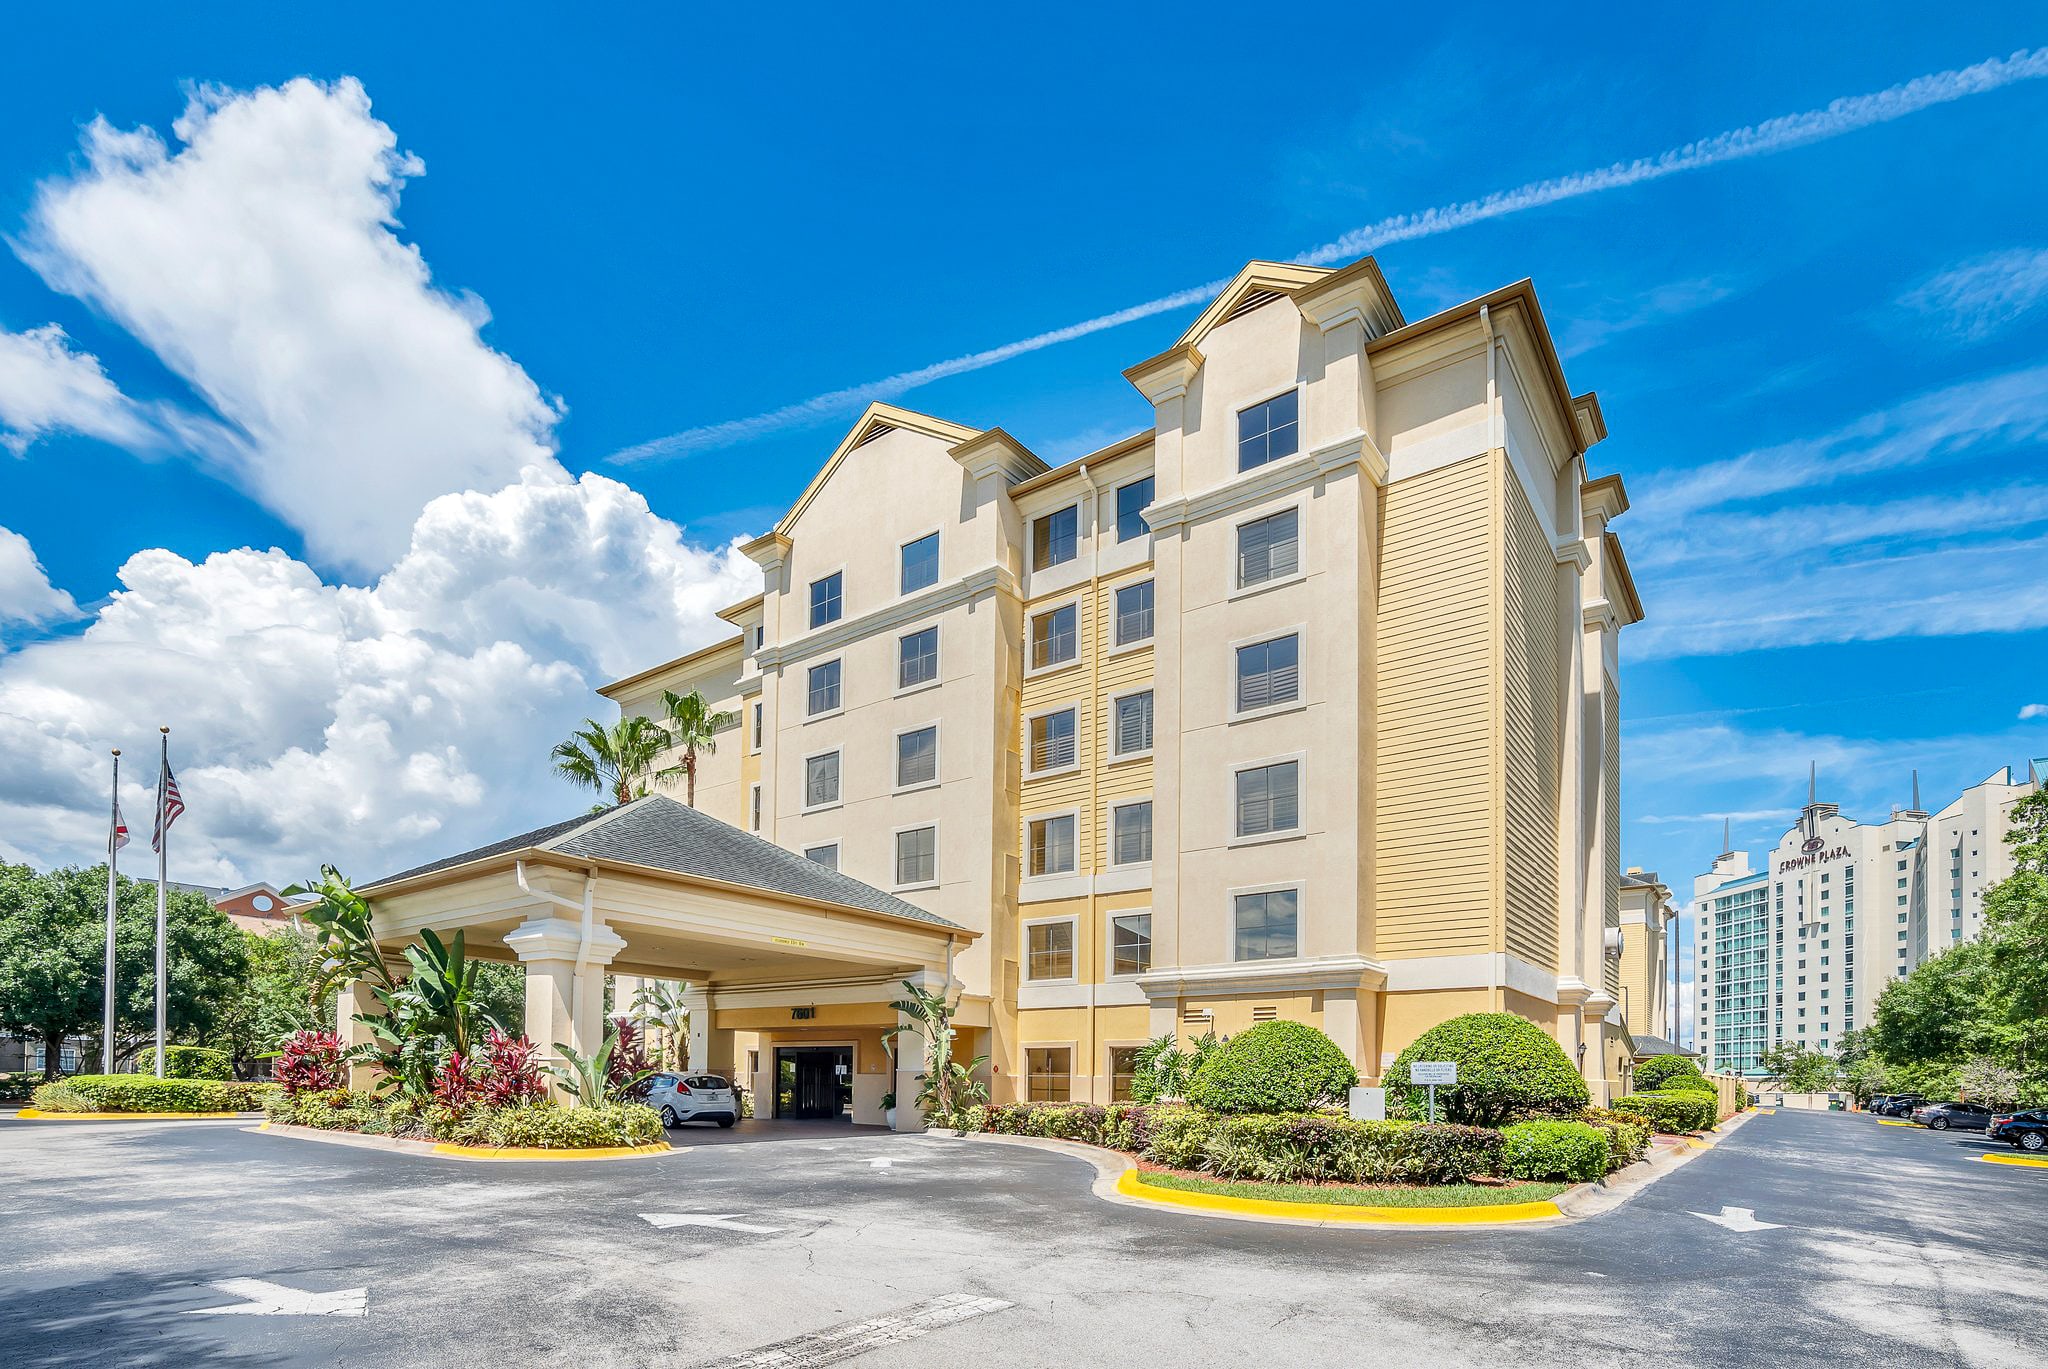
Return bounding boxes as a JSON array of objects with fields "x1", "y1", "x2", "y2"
[{"x1": 0, "y1": 1107, "x2": 2041, "y2": 1367}]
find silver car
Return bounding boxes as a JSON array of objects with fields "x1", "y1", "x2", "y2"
[{"x1": 646, "y1": 1072, "x2": 739, "y2": 1129}]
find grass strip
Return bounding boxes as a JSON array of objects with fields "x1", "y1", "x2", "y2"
[{"x1": 1132, "y1": 1170, "x2": 1569, "y2": 1208}]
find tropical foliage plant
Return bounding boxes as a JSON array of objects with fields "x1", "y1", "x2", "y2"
[
  {"x1": 883, "y1": 977, "x2": 981, "y2": 1118},
  {"x1": 659, "y1": 689, "x2": 738, "y2": 807},
  {"x1": 629, "y1": 979, "x2": 691, "y2": 1069},
  {"x1": 550, "y1": 715, "x2": 674, "y2": 809}
]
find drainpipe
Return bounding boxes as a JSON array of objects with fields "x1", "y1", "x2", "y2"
[{"x1": 517, "y1": 860, "x2": 598, "y2": 1043}]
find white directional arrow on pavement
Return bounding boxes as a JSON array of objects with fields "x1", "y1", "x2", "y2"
[
  {"x1": 185, "y1": 1279, "x2": 367, "y2": 1317},
  {"x1": 869, "y1": 1156, "x2": 895, "y2": 1169},
  {"x1": 640, "y1": 1212, "x2": 783, "y2": 1234},
  {"x1": 1690, "y1": 1206, "x2": 1783, "y2": 1233}
]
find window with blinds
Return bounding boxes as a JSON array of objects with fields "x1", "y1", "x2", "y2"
[
  {"x1": 1027, "y1": 921, "x2": 1074, "y2": 980},
  {"x1": 1113, "y1": 691, "x2": 1153, "y2": 756},
  {"x1": 1111, "y1": 801, "x2": 1152, "y2": 866},
  {"x1": 1026, "y1": 1045, "x2": 1072, "y2": 1101},
  {"x1": 1032, "y1": 505, "x2": 1079, "y2": 570},
  {"x1": 750, "y1": 701, "x2": 763, "y2": 750},
  {"x1": 1235, "y1": 761, "x2": 1299, "y2": 837},
  {"x1": 898, "y1": 625, "x2": 938, "y2": 689},
  {"x1": 896, "y1": 725, "x2": 938, "y2": 788},
  {"x1": 1112, "y1": 913, "x2": 1152, "y2": 976},
  {"x1": 1030, "y1": 709, "x2": 1077, "y2": 772},
  {"x1": 1114, "y1": 580, "x2": 1154, "y2": 645},
  {"x1": 1030, "y1": 604, "x2": 1078, "y2": 669},
  {"x1": 1234, "y1": 889, "x2": 1299, "y2": 960},
  {"x1": 1029, "y1": 814, "x2": 1077, "y2": 875},
  {"x1": 807, "y1": 659, "x2": 842, "y2": 715},
  {"x1": 804, "y1": 751, "x2": 841, "y2": 809},
  {"x1": 895, "y1": 826, "x2": 936, "y2": 886},
  {"x1": 1235, "y1": 634, "x2": 1299, "y2": 712},
  {"x1": 1236, "y1": 509, "x2": 1299, "y2": 587},
  {"x1": 803, "y1": 844, "x2": 838, "y2": 871}
]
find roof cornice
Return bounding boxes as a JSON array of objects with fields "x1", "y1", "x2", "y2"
[
  {"x1": 948, "y1": 426, "x2": 1049, "y2": 484},
  {"x1": 1289, "y1": 255, "x2": 1405, "y2": 338},
  {"x1": 1123, "y1": 342, "x2": 1205, "y2": 404}
]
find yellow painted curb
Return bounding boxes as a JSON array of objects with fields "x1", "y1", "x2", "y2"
[
  {"x1": 14, "y1": 1108, "x2": 249, "y2": 1121},
  {"x1": 1878, "y1": 1120, "x2": 1920, "y2": 1128},
  {"x1": 1114, "y1": 1168, "x2": 1563, "y2": 1225},
  {"x1": 1982, "y1": 1153, "x2": 2048, "y2": 1169},
  {"x1": 1755, "y1": 1109, "x2": 1777, "y2": 1115},
  {"x1": 1683, "y1": 1138, "x2": 1716, "y2": 1150},
  {"x1": 430, "y1": 1141, "x2": 672, "y2": 1161}
]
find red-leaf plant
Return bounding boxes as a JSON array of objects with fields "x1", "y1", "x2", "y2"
[
  {"x1": 431, "y1": 1049, "x2": 479, "y2": 1111},
  {"x1": 607, "y1": 1017, "x2": 656, "y2": 1101},
  {"x1": 477, "y1": 1029, "x2": 548, "y2": 1107},
  {"x1": 275, "y1": 1030, "x2": 347, "y2": 1097}
]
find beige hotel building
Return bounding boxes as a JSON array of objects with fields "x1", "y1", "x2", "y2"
[{"x1": 571, "y1": 252, "x2": 1648, "y2": 1114}]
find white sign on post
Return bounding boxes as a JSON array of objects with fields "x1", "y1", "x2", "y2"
[
  {"x1": 1347, "y1": 1086, "x2": 1386, "y2": 1121},
  {"x1": 1410, "y1": 1061, "x2": 1457, "y2": 1123}
]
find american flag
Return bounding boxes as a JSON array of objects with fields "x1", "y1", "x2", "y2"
[
  {"x1": 110, "y1": 800, "x2": 129, "y2": 854},
  {"x1": 152, "y1": 765, "x2": 184, "y2": 853}
]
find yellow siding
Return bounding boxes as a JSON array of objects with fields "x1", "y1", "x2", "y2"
[
  {"x1": 1501, "y1": 475, "x2": 1561, "y2": 971},
  {"x1": 1092, "y1": 571, "x2": 1154, "y2": 869},
  {"x1": 1020, "y1": 589, "x2": 1097, "y2": 870},
  {"x1": 1374, "y1": 453, "x2": 1497, "y2": 957},
  {"x1": 1603, "y1": 681, "x2": 1623, "y2": 997}
]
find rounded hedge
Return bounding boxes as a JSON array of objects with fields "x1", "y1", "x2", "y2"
[
  {"x1": 135, "y1": 1045, "x2": 232, "y2": 1081},
  {"x1": 1632, "y1": 1055, "x2": 1706, "y2": 1092},
  {"x1": 1184, "y1": 1020, "x2": 1358, "y2": 1115},
  {"x1": 1386, "y1": 1013, "x2": 1588, "y2": 1125},
  {"x1": 1500, "y1": 1119, "x2": 1609, "y2": 1182}
]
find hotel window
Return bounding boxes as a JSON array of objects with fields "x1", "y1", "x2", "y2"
[
  {"x1": 1109, "y1": 1045, "x2": 1141, "y2": 1101},
  {"x1": 1113, "y1": 691, "x2": 1154, "y2": 757},
  {"x1": 1030, "y1": 604, "x2": 1078, "y2": 669},
  {"x1": 1116, "y1": 476, "x2": 1154, "y2": 542},
  {"x1": 804, "y1": 751, "x2": 841, "y2": 809},
  {"x1": 1111, "y1": 800, "x2": 1153, "y2": 866},
  {"x1": 900, "y1": 532, "x2": 939, "y2": 595},
  {"x1": 1029, "y1": 814, "x2": 1077, "y2": 876},
  {"x1": 803, "y1": 843, "x2": 839, "y2": 872},
  {"x1": 1026, "y1": 1046, "x2": 1072, "y2": 1102},
  {"x1": 1029, "y1": 709, "x2": 1077, "y2": 773},
  {"x1": 1032, "y1": 505, "x2": 1079, "y2": 571},
  {"x1": 1234, "y1": 888, "x2": 1299, "y2": 961},
  {"x1": 751, "y1": 701, "x2": 763, "y2": 751},
  {"x1": 750, "y1": 624, "x2": 765, "y2": 652},
  {"x1": 1027, "y1": 920, "x2": 1075, "y2": 980},
  {"x1": 1236, "y1": 634, "x2": 1300, "y2": 712},
  {"x1": 807, "y1": 659, "x2": 842, "y2": 715},
  {"x1": 749, "y1": 783, "x2": 761, "y2": 832},
  {"x1": 1237, "y1": 509, "x2": 1299, "y2": 588},
  {"x1": 1111, "y1": 912, "x2": 1152, "y2": 977},
  {"x1": 899, "y1": 626, "x2": 939, "y2": 689},
  {"x1": 895, "y1": 826, "x2": 937, "y2": 887},
  {"x1": 897, "y1": 725, "x2": 938, "y2": 789},
  {"x1": 809, "y1": 571, "x2": 843, "y2": 628},
  {"x1": 1238, "y1": 390, "x2": 1299, "y2": 471},
  {"x1": 1114, "y1": 580, "x2": 1154, "y2": 646},
  {"x1": 1236, "y1": 761, "x2": 1300, "y2": 838}
]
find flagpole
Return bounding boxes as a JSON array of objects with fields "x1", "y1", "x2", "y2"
[
  {"x1": 154, "y1": 726, "x2": 169, "y2": 1080},
  {"x1": 104, "y1": 749, "x2": 121, "y2": 1075}
]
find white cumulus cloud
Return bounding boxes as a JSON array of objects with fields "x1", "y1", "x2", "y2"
[
  {"x1": 0, "y1": 526, "x2": 79, "y2": 626},
  {"x1": 18, "y1": 77, "x2": 564, "y2": 574},
  {"x1": 0, "y1": 322, "x2": 152, "y2": 455},
  {"x1": 0, "y1": 470, "x2": 756, "y2": 884}
]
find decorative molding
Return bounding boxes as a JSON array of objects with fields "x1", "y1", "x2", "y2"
[
  {"x1": 505, "y1": 917, "x2": 628, "y2": 967},
  {"x1": 1311, "y1": 431, "x2": 1388, "y2": 486},
  {"x1": 756, "y1": 564, "x2": 1015, "y2": 671},
  {"x1": 740, "y1": 531, "x2": 790, "y2": 573},
  {"x1": 1582, "y1": 599, "x2": 1620, "y2": 635},
  {"x1": 1143, "y1": 445, "x2": 1353, "y2": 534},
  {"x1": 1552, "y1": 537, "x2": 1592, "y2": 570},
  {"x1": 1122, "y1": 343, "x2": 1204, "y2": 405},
  {"x1": 1137, "y1": 954, "x2": 1388, "y2": 1002}
]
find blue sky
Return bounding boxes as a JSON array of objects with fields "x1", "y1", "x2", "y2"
[{"x1": 2, "y1": 7, "x2": 2045, "y2": 1001}]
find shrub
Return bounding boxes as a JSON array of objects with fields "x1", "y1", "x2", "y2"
[
  {"x1": 481, "y1": 1102, "x2": 662, "y2": 1149},
  {"x1": 31, "y1": 1075, "x2": 234, "y2": 1113},
  {"x1": 1386, "y1": 1014, "x2": 1588, "y2": 1125},
  {"x1": 1142, "y1": 1108, "x2": 1221, "y2": 1169},
  {"x1": 477, "y1": 1030, "x2": 548, "y2": 1107},
  {"x1": 1500, "y1": 1120, "x2": 1609, "y2": 1182},
  {"x1": 0, "y1": 1071, "x2": 37, "y2": 1102},
  {"x1": 275, "y1": 1031, "x2": 347, "y2": 1097},
  {"x1": 1197, "y1": 1115, "x2": 1505, "y2": 1185},
  {"x1": 1632, "y1": 1055, "x2": 1706, "y2": 1092},
  {"x1": 1611, "y1": 1090, "x2": 1715, "y2": 1134},
  {"x1": 135, "y1": 1045, "x2": 232, "y2": 1080},
  {"x1": 1583, "y1": 1107, "x2": 1652, "y2": 1166},
  {"x1": 1185, "y1": 1021, "x2": 1358, "y2": 1115}
]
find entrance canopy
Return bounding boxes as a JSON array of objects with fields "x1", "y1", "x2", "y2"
[{"x1": 351, "y1": 796, "x2": 975, "y2": 1111}]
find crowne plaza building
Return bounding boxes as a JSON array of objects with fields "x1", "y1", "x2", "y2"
[{"x1": 357, "y1": 254, "x2": 1646, "y2": 1122}]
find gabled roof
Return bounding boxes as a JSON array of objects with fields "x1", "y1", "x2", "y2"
[
  {"x1": 1175, "y1": 260, "x2": 1333, "y2": 349},
  {"x1": 1631, "y1": 1034, "x2": 1700, "y2": 1059},
  {"x1": 773, "y1": 403, "x2": 990, "y2": 537},
  {"x1": 362, "y1": 795, "x2": 965, "y2": 932}
]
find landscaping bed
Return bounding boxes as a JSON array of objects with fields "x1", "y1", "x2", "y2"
[
  {"x1": 28, "y1": 1075, "x2": 279, "y2": 1115},
  {"x1": 1127, "y1": 1164, "x2": 1569, "y2": 1209},
  {"x1": 262, "y1": 1088, "x2": 663, "y2": 1150}
]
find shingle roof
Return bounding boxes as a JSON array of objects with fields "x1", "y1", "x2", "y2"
[
  {"x1": 1630, "y1": 1034, "x2": 1699, "y2": 1059},
  {"x1": 365, "y1": 795, "x2": 962, "y2": 931}
]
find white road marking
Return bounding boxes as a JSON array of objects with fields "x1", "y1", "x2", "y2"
[
  {"x1": 691, "y1": 1292, "x2": 1012, "y2": 1367},
  {"x1": 642, "y1": 1212, "x2": 784, "y2": 1234},
  {"x1": 185, "y1": 1279, "x2": 367, "y2": 1317},
  {"x1": 1691, "y1": 1205, "x2": 1783, "y2": 1233},
  {"x1": 868, "y1": 1157, "x2": 894, "y2": 1170}
]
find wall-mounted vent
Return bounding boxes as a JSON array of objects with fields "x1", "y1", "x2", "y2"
[
  {"x1": 1251, "y1": 1005, "x2": 1279, "y2": 1023},
  {"x1": 1183, "y1": 1005, "x2": 1210, "y2": 1024},
  {"x1": 1222, "y1": 288, "x2": 1284, "y2": 325},
  {"x1": 853, "y1": 421, "x2": 894, "y2": 448}
]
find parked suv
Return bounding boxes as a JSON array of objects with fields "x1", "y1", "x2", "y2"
[
  {"x1": 1912, "y1": 1101, "x2": 1994, "y2": 1132},
  {"x1": 1989, "y1": 1109, "x2": 2048, "y2": 1153},
  {"x1": 646, "y1": 1073, "x2": 739, "y2": 1129}
]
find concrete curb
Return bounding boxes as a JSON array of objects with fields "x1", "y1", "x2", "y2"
[
  {"x1": 12, "y1": 1108, "x2": 258, "y2": 1121},
  {"x1": 1554, "y1": 1108, "x2": 1757, "y2": 1219},
  {"x1": 251, "y1": 1120, "x2": 678, "y2": 1162}
]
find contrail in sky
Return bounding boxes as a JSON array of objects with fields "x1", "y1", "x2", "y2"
[{"x1": 610, "y1": 46, "x2": 2048, "y2": 465}]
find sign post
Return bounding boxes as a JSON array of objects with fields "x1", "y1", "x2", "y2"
[{"x1": 1410, "y1": 1061, "x2": 1457, "y2": 1123}]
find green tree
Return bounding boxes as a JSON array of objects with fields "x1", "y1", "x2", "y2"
[
  {"x1": 474, "y1": 961, "x2": 526, "y2": 1038},
  {"x1": 550, "y1": 715, "x2": 673, "y2": 809},
  {"x1": 0, "y1": 862, "x2": 247, "y2": 1078},
  {"x1": 1984, "y1": 789, "x2": 2048, "y2": 1037},
  {"x1": 1867, "y1": 939, "x2": 2002, "y2": 1068},
  {"x1": 659, "y1": 689, "x2": 738, "y2": 808},
  {"x1": 629, "y1": 978, "x2": 690, "y2": 1069},
  {"x1": 210, "y1": 921, "x2": 335, "y2": 1078},
  {"x1": 1758, "y1": 1042, "x2": 1838, "y2": 1093}
]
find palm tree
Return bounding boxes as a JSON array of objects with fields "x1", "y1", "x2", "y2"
[
  {"x1": 551, "y1": 715, "x2": 672, "y2": 808},
  {"x1": 630, "y1": 978, "x2": 691, "y2": 1070},
  {"x1": 660, "y1": 689, "x2": 738, "y2": 807}
]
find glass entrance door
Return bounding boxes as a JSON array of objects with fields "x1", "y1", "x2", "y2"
[{"x1": 775, "y1": 1047, "x2": 852, "y2": 1119}]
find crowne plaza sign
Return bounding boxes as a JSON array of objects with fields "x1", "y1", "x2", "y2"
[{"x1": 1777, "y1": 835, "x2": 1852, "y2": 874}]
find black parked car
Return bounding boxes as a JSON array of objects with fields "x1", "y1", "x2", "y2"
[
  {"x1": 1874, "y1": 1094, "x2": 1923, "y2": 1117},
  {"x1": 1912, "y1": 1101, "x2": 1995, "y2": 1131},
  {"x1": 1989, "y1": 1109, "x2": 2048, "y2": 1153}
]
